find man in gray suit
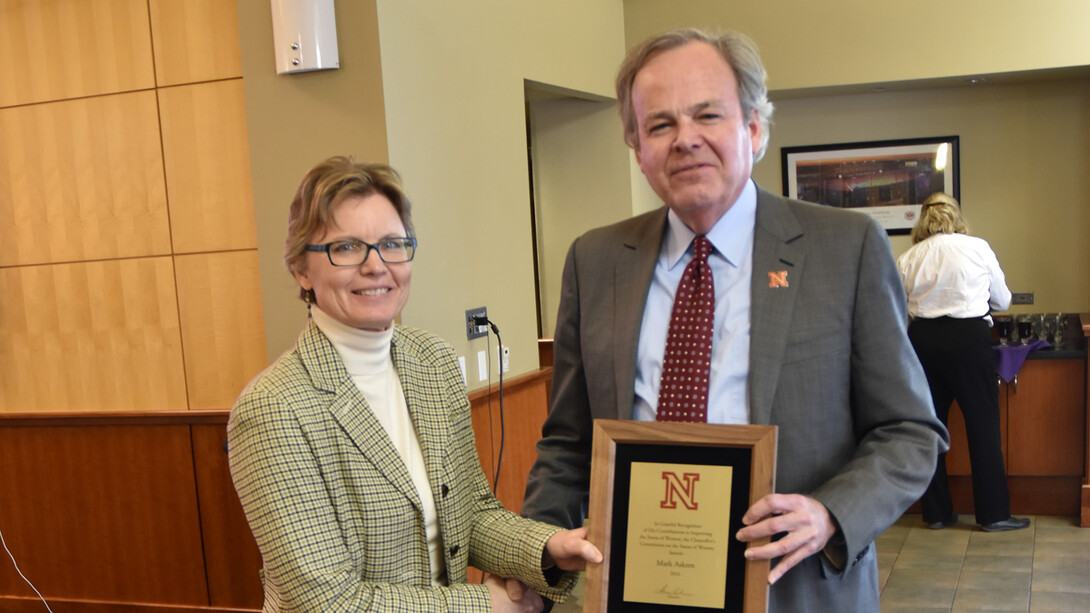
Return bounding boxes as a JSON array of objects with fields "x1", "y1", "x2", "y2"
[{"x1": 522, "y1": 29, "x2": 947, "y2": 611}]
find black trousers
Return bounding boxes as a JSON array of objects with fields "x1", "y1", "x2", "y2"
[{"x1": 909, "y1": 316, "x2": 1011, "y2": 525}]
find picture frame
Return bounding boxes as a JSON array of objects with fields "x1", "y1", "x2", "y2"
[
  {"x1": 781, "y1": 136, "x2": 960, "y2": 235},
  {"x1": 584, "y1": 419, "x2": 777, "y2": 612}
]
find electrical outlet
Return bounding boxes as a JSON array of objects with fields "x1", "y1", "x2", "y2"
[
  {"x1": 457, "y1": 356, "x2": 467, "y2": 385},
  {"x1": 498, "y1": 345, "x2": 510, "y2": 373},
  {"x1": 465, "y1": 306, "x2": 488, "y2": 340},
  {"x1": 1011, "y1": 292, "x2": 1034, "y2": 305},
  {"x1": 477, "y1": 350, "x2": 488, "y2": 381}
]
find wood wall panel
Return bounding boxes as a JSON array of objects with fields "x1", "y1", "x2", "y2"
[
  {"x1": 0, "y1": 258, "x2": 188, "y2": 412},
  {"x1": 470, "y1": 395, "x2": 494, "y2": 498},
  {"x1": 191, "y1": 424, "x2": 264, "y2": 609},
  {"x1": 148, "y1": 0, "x2": 244, "y2": 86},
  {"x1": 946, "y1": 359, "x2": 1086, "y2": 479},
  {"x1": 468, "y1": 368, "x2": 552, "y2": 513},
  {"x1": 464, "y1": 369, "x2": 553, "y2": 585},
  {"x1": 0, "y1": 0, "x2": 155, "y2": 108},
  {"x1": 486, "y1": 380, "x2": 550, "y2": 512},
  {"x1": 1084, "y1": 314, "x2": 1090, "y2": 527},
  {"x1": 1007, "y1": 358, "x2": 1086, "y2": 476},
  {"x1": 0, "y1": 91, "x2": 171, "y2": 267},
  {"x1": 0, "y1": 370, "x2": 554, "y2": 610},
  {"x1": 0, "y1": 423, "x2": 208, "y2": 604},
  {"x1": 944, "y1": 475, "x2": 1081, "y2": 517},
  {"x1": 927, "y1": 355, "x2": 1087, "y2": 517},
  {"x1": 158, "y1": 80, "x2": 257, "y2": 253},
  {"x1": 175, "y1": 251, "x2": 268, "y2": 410}
]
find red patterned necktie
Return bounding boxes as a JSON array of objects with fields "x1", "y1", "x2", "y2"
[{"x1": 657, "y1": 236, "x2": 714, "y2": 422}]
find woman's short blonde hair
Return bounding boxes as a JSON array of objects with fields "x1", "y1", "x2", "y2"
[
  {"x1": 284, "y1": 156, "x2": 414, "y2": 302},
  {"x1": 910, "y1": 192, "x2": 968, "y2": 244}
]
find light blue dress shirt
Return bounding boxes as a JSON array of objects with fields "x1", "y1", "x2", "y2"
[{"x1": 633, "y1": 179, "x2": 756, "y2": 424}]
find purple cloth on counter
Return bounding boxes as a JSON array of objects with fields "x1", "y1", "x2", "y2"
[{"x1": 994, "y1": 340, "x2": 1051, "y2": 382}]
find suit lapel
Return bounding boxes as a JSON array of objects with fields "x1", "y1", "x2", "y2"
[
  {"x1": 389, "y1": 330, "x2": 449, "y2": 505},
  {"x1": 299, "y1": 322, "x2": 423, "y2": 511},
  {"x1": 612, "y1": 209, "x2": 667, "y2": 419},
  {"x1": 748, "y1": 189, "x2": 805, "y2": 425}
]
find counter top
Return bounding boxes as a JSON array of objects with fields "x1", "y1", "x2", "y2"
[
  {"x1": 994, "y1": 341, "x2": 1084, "y2": 382},
  {"x1": 1026, "y1": 347, "x2": 1087, "y2": 360}
]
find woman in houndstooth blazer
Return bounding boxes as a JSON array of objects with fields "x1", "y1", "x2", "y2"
[{"x1": 228, "y1": 157, "x2": 600, "y2": 612}]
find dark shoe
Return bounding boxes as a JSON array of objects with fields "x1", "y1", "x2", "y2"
[
  {"x1": 928, "y1": 513, "x2": 958, "y2": 530},
  {"x1": 980, "y1": 516, "x2": 1031, "y2": 532}
]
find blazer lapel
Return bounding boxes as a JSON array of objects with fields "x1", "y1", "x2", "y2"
[
  {"x1": 389, "y1": 329, "x2": 449, "y2": 501},
  {"x1": 612, "y1": 208, "x2": 667, "y2": 419},
  {"x1": 748, "y1": 189, "x2": 805, "y2": 425},
  {"x1": 298, "y1": 322, "x2": 423, "y2": 511}
]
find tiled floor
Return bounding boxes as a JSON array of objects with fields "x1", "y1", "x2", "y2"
[
  {"x1": 879, "y1": 514, "x2": 1090, "y2": 612},
  {"x1": 554, "y1": 514, "x2": 1090, "y2": 612}
]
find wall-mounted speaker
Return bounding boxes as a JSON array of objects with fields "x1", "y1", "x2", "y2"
[{"x1": 270, "y1": 0, "x2": 340, "y2": 75}]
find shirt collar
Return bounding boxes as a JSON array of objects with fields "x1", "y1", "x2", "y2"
[{"x1": 664, "y1": 179, "x2": 757, "y2": 269}]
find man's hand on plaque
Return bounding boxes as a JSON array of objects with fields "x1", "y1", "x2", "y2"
[{"x1": 734, "y1": 493, "x2": 837, "y2": 584}]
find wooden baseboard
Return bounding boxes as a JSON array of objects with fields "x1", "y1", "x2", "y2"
[{"x1": 0, "y1": 596, "x2": 258, "y2": 613}]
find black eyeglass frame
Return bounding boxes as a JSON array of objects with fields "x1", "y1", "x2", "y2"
[{"x1": 305, "y1": 237, "x2": 418, "y2": 266}]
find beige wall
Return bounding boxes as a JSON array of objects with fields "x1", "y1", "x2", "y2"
[
  {"x1": 529, "y1": 95, "x2": 633, "y2": 338},
  {"x1": 514, "y1": 85, "x2": 645, "y2": 342},
  {"x1": 752, "y1": 77, "x2": 1090, "y2": 314},
  {"x1": 623, "y1": 0, "x2": 1090, "y2": 90},
  {"x1": 236, "y1": 0, "x2": 1088, "y2": 387},
  {"x1": 236, "y1": 0, "x2": 389, "y2": 360},
  {"x1": 238, "y1": 0, "x2": 627, "y2": 382},
  {"x1": 621, "y1": 0, "x2": 1090, "y2": 315},
  {"x1": 375, "y1": 0, "x2": 627, "y2": 383}
]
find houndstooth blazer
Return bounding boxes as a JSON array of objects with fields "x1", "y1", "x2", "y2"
[{"x1": 229, "y1": 321, "x2": 575, "y2": 612}]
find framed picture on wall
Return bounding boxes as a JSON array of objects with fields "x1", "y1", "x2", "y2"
[{"x1": 781, "y1": 136, "x2": 960, "y2": 235}]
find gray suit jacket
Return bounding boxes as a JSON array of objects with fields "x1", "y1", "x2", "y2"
[{"x1": 523, "y1": 187, "x2": 947, "y2": 611}]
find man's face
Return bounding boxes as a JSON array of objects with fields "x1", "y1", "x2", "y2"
[{"x1": 631, "y1": 41, "x2": 763, "y2": 234}]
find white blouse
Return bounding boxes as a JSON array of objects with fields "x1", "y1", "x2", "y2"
[{"x1": 896, "y1": 233, "x2": 1011, "y2": 324}]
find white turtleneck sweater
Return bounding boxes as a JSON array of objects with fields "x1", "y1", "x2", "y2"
[{"x1": 309, "y1": 306, "x2": 446, "y2": 585}]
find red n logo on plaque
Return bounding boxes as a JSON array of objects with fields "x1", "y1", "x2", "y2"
[{"x1": 660, "y1": 471, "x2": 700, "y2": 510}]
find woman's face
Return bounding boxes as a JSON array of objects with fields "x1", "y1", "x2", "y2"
[{"x1": 293, "y1": 193, "x2": 412, "y2": 331}]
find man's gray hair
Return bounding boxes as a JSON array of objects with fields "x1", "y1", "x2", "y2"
[{"x1": 615, "y1": 28, "x2": 774, "y2": 161}]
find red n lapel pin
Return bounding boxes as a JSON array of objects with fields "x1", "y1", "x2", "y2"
[{"x1": 768, "y1": 271, "x2": 788, "y2": 288}]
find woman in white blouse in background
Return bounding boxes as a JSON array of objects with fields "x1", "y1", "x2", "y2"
[{"x1": 897, "y1": 192, "x2": 1029, "y2": 533}]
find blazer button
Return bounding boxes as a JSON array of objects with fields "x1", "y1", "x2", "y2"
[
  {"x1": 450, "y1": 545, "x2": 460, "y2": 556},
  {"x1": 441, "y1": 485, "x2": 450, "y2": 497},
  {"x1": 853, "y1": 544, "x2": 871, "y2": 566}
]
